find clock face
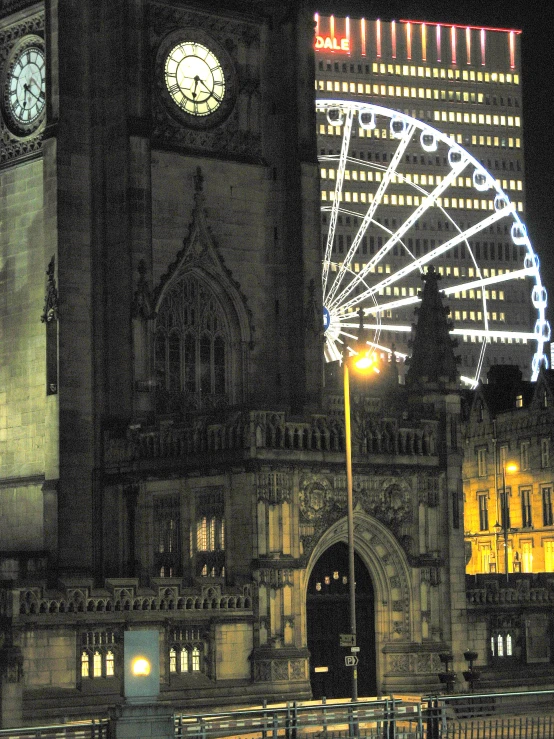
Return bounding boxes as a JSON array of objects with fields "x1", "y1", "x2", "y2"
[
  {"x1": 6, "y1": 44, "x2": 46, "y2": 129},
  {"x1": 164, "y1": 42, "x2": 225, "y2": 117}
]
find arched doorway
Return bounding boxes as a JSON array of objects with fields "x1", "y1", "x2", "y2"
[{"x1": 307, "y1": 542, "x2": 377, "y2": 699}]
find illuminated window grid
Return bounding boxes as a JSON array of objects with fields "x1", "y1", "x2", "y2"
[
  {"x1": 318, "y1": 124, "x2": 523, "y2": 153},
  {"x1": 320, "y1": 169, "x2": 523, "y2": 193},
  {"x1": 317, "y1": 60, "x2": 519, "y2": 85},
  {"x1": 317, "y1": 106, "x2": 521, "y2": 127},
  {"x1": 322, "y1": 190, "x2": 523, "y2": 213}
]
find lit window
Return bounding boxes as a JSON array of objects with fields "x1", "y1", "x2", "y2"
[
  {"x1": 106, "y1": 650, "x2": 115, "y2": 677},
  {"x1": 521, "y1": 541, "x2": 533, "y2": 573},
  {"x1": 542, "y1": 487, "x2": 553, "y2": 526},
  {"x1": 477, "y1": 448, "x2": 487, "y2": 477},
  {"x1": 81, "y1": 651, "x2": 90, "y2": 678},
  {"x1": 478, "y1": 493, "x2": 489, "y2": 531},
  {"x1": 80, "y1": 632, "x2": 118, "y2": 680},
  {"x1": 521, "y1": 441, "x2": 530, "y2": 471},
  {"x1": 480, "y1": 545, "x2": 492, "y2": 573},
  {"x1": 169, "y1": 629, "x2": 207, "y2": 677},
  {"x1": 93, "y1": 651, "x2": 102, "y2": 678},
  {"x1": 521, "y1": 489, "x2": 532, "y2": 528},
  {"x1": 192, "y1": 647, "x2": 201, "y2": 672},
  {"x1": 541, "y1": 438, "x2": 549, "y2": 467},
  {"x1": 544, "y1": 541, "x2": 554, "y2": 572}
]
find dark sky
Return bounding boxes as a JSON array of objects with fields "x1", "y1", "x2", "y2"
[{"x1": 315, "y1": 0, "x2": 554, "y2": 329}]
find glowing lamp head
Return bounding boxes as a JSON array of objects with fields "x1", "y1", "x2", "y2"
[
  {"x1": 352, "y1": 351, "x2": 380, "y2": 374},
  {"x1": 505, "y1": 462, "x2": 518, "y2": 475},
  {"x1": 132, "y1": 657, "x2": 151, "y2": 677}
]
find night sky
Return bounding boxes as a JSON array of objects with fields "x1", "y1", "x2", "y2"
[{"x1": 315, "y1": 0, "x2": 554, "y2": 330}]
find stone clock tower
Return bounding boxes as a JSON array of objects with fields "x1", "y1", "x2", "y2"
[
  {"x1": 0, "y1": 0, "x2": 470, "y2": 727},
  {"x1": 0, "y1": 0, "x2": 324, "y2": 720}
]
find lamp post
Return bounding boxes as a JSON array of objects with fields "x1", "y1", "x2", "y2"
[{"x1": 342, "y1": 340, "x2": 379, "y2": 702}]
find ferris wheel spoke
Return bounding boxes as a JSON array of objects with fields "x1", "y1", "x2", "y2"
[
  {"x1": 337, "y1": 203, "x2": 515, "y2": 313},
  {"x1": 451, "y1": 327, "x2": 537, "y2": 341},
  {"x1": 330, "y1": 157, "x2": 470, "y2": 311},
  {"x1": 326, "y1": 122, "x2": 416, "y2": 307},
  {"x1": 362, "y1": 295, "x2": 421, "y2": 315},
  {"x1": 441, "y1": 268, "x2": 536, "y2": 296},
  {"x1": 323, "y1": 108, "x2": 355, "y2": 298}
]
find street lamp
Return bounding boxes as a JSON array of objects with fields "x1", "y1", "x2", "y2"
[
  {"x1": 343, "y1": 337, "x2": 380, "y2": 701},
  {"x1": 496, "y1": 460, "x2": 518, "y2": 582}
]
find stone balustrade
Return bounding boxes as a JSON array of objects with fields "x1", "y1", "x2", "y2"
[
  {"x1": 466, "y1": 574, "x2": 554, "y2": 606},
  {"x1": 8, "y1": 581, "x2": 253, "y2": 620},
  {"x1": 104, "y1": 407, "x2": 438, "y2": 468}
]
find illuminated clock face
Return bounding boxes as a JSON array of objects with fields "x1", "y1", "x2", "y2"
[
  {"x1": 6, "y1": 44, "x2": 46, "y2": 129},
  {"x1": 164, "y1": 41, "x2": 225, "y2": 117}
]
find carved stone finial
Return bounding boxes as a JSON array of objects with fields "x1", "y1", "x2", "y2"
[{"x1": 40, "y1": 256, "x2": 59, "y2": 323}]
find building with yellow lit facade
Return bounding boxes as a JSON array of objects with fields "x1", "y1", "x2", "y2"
[
  {"x1": 463, "y1": 365, "x2": 554, "y2": 576},
  {"x1": 314, "y1": 15, "x2": 547, "y2": 386}
]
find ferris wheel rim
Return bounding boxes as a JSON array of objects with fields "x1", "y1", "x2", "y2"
[{"x1": 316, "y1": 98, "x2": 549, "y2": 385}]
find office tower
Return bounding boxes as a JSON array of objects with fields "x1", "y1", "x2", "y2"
[{"x1": 314, "y1": 15, "x2": 549, "y2": 386}]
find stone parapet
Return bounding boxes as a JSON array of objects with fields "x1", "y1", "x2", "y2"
[
  {"x1": 10, "y1": 580, "x2": 254, "y2": 622},
  {"x1": 466, "y1": 574, "x2": 554, "y2": 607},
  {"x1": 104, "y1": 407, "x2": 439, "y2": 471}
]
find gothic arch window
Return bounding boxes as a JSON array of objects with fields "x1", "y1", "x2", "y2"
[{"x1": 155, "y1": 273, "x2": 230, "y2": 411}]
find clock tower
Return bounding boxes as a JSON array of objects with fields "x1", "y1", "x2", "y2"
[{"x1": 1, "y1": 0, "x2": 324, "y2": 720}]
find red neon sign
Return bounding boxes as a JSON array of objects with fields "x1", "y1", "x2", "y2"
[{"x1": 315, "y1": 35, "x2": 350, "y2": 52}]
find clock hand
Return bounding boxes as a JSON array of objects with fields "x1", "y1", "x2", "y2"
[
  {"x1": 24, "y1": 84, "x2": 43, "y2": 103},
  {"x1": 196, "y1": 77, "x2": 222, "y2": 102},
  {"x1": 197, "y1": 77, "x2": 213, "y2": 94},
  {"x1": 192, "y1": 76, "x2": 200, "y2": 99}
]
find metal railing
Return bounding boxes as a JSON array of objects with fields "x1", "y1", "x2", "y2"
[
  {"x1": 3, "y1": 689, "x2": 554, "y2": 739},
  {"x1": 0, "y1": 719, "x2": 108, "y2": 739},
  {"x1": 424, "y1": 690, "x2": 554, "y2": 739},
  {"x1": 175, "y1": 697, "x2": 424, "y2": 739}
]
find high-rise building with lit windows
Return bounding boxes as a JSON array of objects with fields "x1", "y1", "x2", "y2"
[{"x1": 314, "y1": 15, "x2": 549, "y2": 385}]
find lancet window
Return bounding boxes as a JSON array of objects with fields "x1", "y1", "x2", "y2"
[{"x1": 155, "y1": 274, "x2": 229, "y2": 412}]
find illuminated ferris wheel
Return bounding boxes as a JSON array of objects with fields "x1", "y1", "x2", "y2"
[{"x1": 317, "y1": 99, "x2": 550, "y2": 386}]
